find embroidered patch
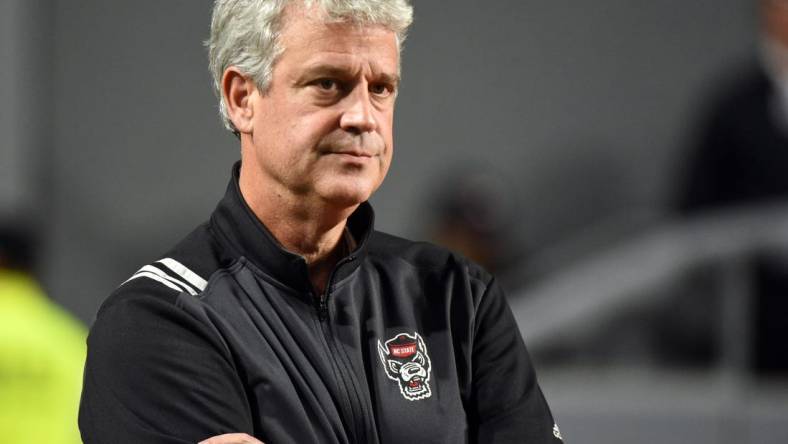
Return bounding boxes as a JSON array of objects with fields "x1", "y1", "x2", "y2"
[{"x1": 377, "y1": 332, "x2": 432, "y2": 401}]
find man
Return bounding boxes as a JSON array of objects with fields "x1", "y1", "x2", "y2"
[
  {"x1": 1, "y1": 222, "x2": 85, "y2": 443},
  {"x1": 677, "y1": 0, "x2": 788, "y2": 372},
  {"x1": 79, "y1": 1, "x2": 562, "y2": 443},
  {"x1": 679, "y1": 0, "x2": 788, "y2": 213}
]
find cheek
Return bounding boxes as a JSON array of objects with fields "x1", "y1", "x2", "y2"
[
  {"x1": 281, "y1": 116, "x2": 334, "y2": 160},
  {"x1": 377, "y1": 118, "x2": 394, "y2": 176},
  {"x1": 297, "y1": 112, "x2": 342, "y2": 144},
  {"x1": 378, "y1": 112, "x2": 395, "y2": 153},
  {"x1": 381, "y1": 144, "x2": 393, "y2": 172},
  {"x1": 373, "y1": 147, "x2": 393, "y2": 191}
]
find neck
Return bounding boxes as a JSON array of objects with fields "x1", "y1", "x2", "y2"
[{"x1": 238, "y1": 162, "x2": 357, "y2": 295}]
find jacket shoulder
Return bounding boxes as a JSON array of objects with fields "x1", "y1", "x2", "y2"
[
  {"x1": 97, "y1": 222, "x2": 229, "y2": 317},
  {"x1": 367, "y1": 230, "x2": 491, "y2": 284}
]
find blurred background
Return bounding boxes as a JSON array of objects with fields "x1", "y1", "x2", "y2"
[{"x1": 2, "y1": 0, "x2": 787, "y2": 442}]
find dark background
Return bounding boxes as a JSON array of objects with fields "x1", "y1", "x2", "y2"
[
  {"x1": 9, "y1": 2, "x2": 788, "y2": 442},
  {"x1": 0, "y1": 0, "x2": 754, "y2": 322}
]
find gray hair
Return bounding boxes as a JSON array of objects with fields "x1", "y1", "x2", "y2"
[{"x1": 207, "y1": 0, "x2": 414, "y2": 133}]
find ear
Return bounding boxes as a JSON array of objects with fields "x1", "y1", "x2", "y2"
[{"x1": 221, "y1": 66, "x2": 257, "y2": 134}]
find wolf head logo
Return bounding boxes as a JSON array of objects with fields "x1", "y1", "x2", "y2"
[{"x1": 377, "y1": 332, "x2": 432, "y2": 401}]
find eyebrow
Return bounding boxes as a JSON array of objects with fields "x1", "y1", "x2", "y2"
[
  {"x1": 299, "y1": 63, "x2": 401, "y2": 86},
  {"x1": 377, "y1": 72, "x2": 401, "y2": 86}
]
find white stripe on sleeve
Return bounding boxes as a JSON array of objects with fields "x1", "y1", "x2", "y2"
[
  {"x1": 157, "y1": 258, "x2": 208, "y2": 291},
  {"x1": 136, "y1": 265, "x2": 197, "y2": 295},
  {"x1": 122, "y1": 271, "x2": 187, "y2": 293}
]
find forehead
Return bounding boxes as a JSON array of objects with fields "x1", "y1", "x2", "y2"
[{"x1": 276, "y1": 3, "x2": 400, "y2": 74}]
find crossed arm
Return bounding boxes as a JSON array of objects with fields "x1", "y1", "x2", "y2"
[
  {"x1": 80, "y1": 281, "x2": 560, "y2": 443},
  {"x1": 199, "y1": 433, "x2": 263, "y2": 444}
]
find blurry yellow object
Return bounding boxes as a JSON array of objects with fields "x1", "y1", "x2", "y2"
[{"x1": 0, "y1": 269, "x2": 86, "y2": 444}]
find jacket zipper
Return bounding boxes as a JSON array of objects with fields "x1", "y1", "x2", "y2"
[
  {"x1": 318, "y1": 296, "x2": 329, "y2": 321},
  {"x1": 315, "y1": 254, "x2": 354, "y2": 320},
  {"x1": 314, "y1": 254, "x2": 368, "y2": 442}
]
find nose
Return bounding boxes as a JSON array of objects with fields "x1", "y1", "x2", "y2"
[{"x1": 339, "y1": 86, "x2": 377, "y2": 134}]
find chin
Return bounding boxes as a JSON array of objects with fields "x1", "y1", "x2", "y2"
[
  {"x1": 324, "y1": 190, "x2": 372, "y2": 208},
  {"x1": 319, "y1": 179, "x2": 378, "y2": 208}
]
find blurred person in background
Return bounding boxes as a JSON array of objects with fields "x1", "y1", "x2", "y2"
[
  {"x1": 0, "y1": 220, "x2": 86, "y2": 443},
  {"x1": 426, "y1": 166, "x2": 523, "y2": 279},
  {"x1": 679, "y1": 0, "x2": 788, "y2": 212},
  {"x1": 677, "y1": 0, "x2": 788, "y2": 373}
]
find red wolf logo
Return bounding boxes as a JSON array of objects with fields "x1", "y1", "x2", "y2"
[{"x1": 377, "y1": 332, "x2": 432, "y2": 401}]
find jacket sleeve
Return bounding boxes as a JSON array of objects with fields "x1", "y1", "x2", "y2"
[
  {"x1": 79, "y1": 290, "x2": 255, "y2": 444},
  {"x1": 469, "y1": 278, "x2": 563, "y2": 443}
]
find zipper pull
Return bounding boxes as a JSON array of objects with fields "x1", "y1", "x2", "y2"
[{"x1": 318, "y1": 296, "x2": 328, "y2": 321}]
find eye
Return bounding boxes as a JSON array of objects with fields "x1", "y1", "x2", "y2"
[
  {"x1": 317, "y1": 78, "x2": 337, "y2": 91},
  {"x1": 310, "y1": 78, "x2": 343, "y2": 96},
  {"x1": 370, "y1": 83, "x2": 393, "y2": 97}
]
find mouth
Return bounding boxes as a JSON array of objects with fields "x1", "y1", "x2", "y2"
[
  {"x1": 328, "y1": 151, "x2": 374, "y2": 158},
  {"x1": 408, "y1": 377, "x2": 422, "y2": 388}
]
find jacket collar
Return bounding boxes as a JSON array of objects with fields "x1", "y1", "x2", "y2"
[{"x1": 210, "y1": 161, "x2": 374, "y2": 293}]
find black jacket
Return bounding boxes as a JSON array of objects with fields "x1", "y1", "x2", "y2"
[
  {"x1": 678, "y1": 65, "x2": 788, "y2": 212},
  {"x1": 79, "y1": 163, "x2": 561, "y2": 444}
]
